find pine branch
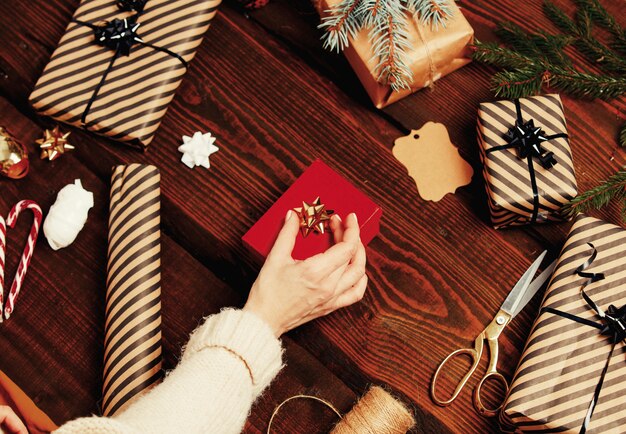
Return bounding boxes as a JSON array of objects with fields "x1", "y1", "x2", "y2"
[
  {"x1": 561, "y1": 169, "x2": 626, "y2": 221},
  {"x1": 319, "y1": 0, "x2": 363, "y2": 52},
  {"x1": 544, "y1": 0, "x2": 578, "y2": 34},
  {"x1": 319, "y1": 0, "x2": 453, "y2": 89},
  {"x1": 620, "y1": 121, "x2": 626, "y2": 148},
  {"x1": 550, "y1": 68, "x2": 626, "y2": 99},
  {"x1": 574, "y1": 0, "x2": 626, "y2": 56},
  {"x1": 357, "y1": 0, "x2": 384, "y2": 27},
  {"x1": 371, "y1": 1, "x2": 413, "y2": 90},
  {"x1": 472, "y1": 40, "x2": 538, "y2": 70},
  {"x1": 574, "y1": 0, "x2": 622, "y2": 36},
  {"x1": 406, "y1": 0, "x2": 451, "y2": 29},
  {"x1": 491, "y1": 69, "x2": 545, "y2": 99}
]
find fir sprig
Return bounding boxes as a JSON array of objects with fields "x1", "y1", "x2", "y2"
[
  {"x1": 319, "y1": 0, "x2": 364, "y2": 52},
  {"x1": 562, "y1": 169, "x2": 626, "y2": 220},
  {"x1": 472, "y1": 0, "x2": 626, "y2": 221},
  {"x1": 574, "y1": 0, "x2": 626, "y2": 55},
  {"x1": 371, "y1": 2, "x2": 414, "y2": 89},
  {"x1": 319, "y1": 0, "x2": 453, "y2": 90}
]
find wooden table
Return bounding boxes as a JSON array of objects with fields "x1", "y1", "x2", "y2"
[{"x1": 0, "y1": 0, "x2": 624, "y2": 432}]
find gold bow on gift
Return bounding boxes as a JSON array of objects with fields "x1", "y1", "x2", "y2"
[{"x1": 294, "y1": 197, "x2": 334, "y2": 237}]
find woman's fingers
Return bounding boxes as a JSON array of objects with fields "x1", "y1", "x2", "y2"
[
  {"x1": 304, "y1": 213, "x2": 360, "y2": 279},
  {"x1": 330, "y1": 214, "x2": 344, "y2": 244},
  {"x1": 336, "y1": 241, "x2": 367, "y2": 291},
  {"x1": 267, "y1": 210, "x2": 300, "y2": 262},
  {"x1": 329, "y1": 274, "x2": 369, "y2": 311},
  {"x1": 0, "y1": 406, "x2": 28, "y2": 434},
  {"x1": 339, "y1": 213, "x2": 359, "y2": 245}
]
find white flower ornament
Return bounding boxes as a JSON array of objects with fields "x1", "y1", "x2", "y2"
[{"x1": 178, "y1": 131, "x2": 219, "y2": 169}]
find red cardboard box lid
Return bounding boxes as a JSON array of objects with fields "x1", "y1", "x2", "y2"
[{"x1": 242, "y1": 160, "x2": 382, "y2": 261}]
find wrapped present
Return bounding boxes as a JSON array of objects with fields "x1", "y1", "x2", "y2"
[
  {"x1": 477, "y1": 94, "x2": 578, "y2": 229},
  {"x1": 501, "y1": 215, "x2": 626, "y2": 433},
  {"x1": 314, "y1": 0, "x2": 474, "y2": 109},
  {"x1": 29, "y1": 0, "x2": 222, "y2": 150},
  {"x1": 243, "y1": 160, "x2": 382, "y2": 261}
]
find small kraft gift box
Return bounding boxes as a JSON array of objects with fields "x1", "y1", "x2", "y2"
[
  {"x1": 29, "y1": 0, "x2": 222, "y2": 150},
  {"x1": 477, "y1": 94, "x2": 578, "y2": 229},
  {"x1": 501, "y1": 215, "x2": 626, "y2": 433},
  {"x1": 242, "y1": 160, "x2": 382, "y2": 261},
  {"x1": 313, "y1": 0, "x2": 474, "y2": 109}
]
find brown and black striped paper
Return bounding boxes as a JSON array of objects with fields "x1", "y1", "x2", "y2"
[
  {"x1": 102, "y1": 164, "x2": 162, "y2": 416},
  {"x1": 477, "y1": 94, "x2": 577, "y2": 229},
  {"x1": 29, "y1": 0, "x2": 221, "y2": 149},
  {"x1": 501, "y1": 215, "x2": 626, "y2": 433}
]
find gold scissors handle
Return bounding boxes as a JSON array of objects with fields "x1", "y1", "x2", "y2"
[
  {"x1": 431, "y1": 334, "x2": 483, "y2": 406},
  {"x1": 431, "y1": 310, "x2": 512, "y2": 417}
]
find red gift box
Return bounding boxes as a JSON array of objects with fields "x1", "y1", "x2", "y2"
[{"x1": 243, "y1": 160, "x2": 382, "y2": 261}]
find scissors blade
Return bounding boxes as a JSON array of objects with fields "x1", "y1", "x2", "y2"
[
  {"x1": 510, "y1": 259, "x2": 557, "y2": 319},
  {"x1": 500, "y1": 251, "x2": 547, "y2": 316}
]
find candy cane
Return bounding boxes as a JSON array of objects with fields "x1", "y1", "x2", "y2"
[
  {"x1": 0, "y1": 216, "x2": 5, "y2": 323},
  {"x1": 4, "y1": 200, "x2": 43, "y2": 320}
]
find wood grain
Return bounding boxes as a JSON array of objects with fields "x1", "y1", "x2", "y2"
[
  {"x1": 0, "y1": 98, "x2": 357, "y2": 433},
  {"x1": 0, "y1": 0, "x2": 624, "y2": 432}
]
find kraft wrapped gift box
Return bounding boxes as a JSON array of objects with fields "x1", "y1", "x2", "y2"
[
  {"x1": 30, "y1": 0, "x2": 221, "y2": 149},
  {"x1": 314, "y1": 0, "x2": 474, "y2": 108},
  {"x1": 477, "y1": 94, "x2": 578, "y2": 229},
  {"x1": 501, "y1": 215, "x2": 626, "y2": 433}
]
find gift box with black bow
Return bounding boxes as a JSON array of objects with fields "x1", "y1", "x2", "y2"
[
  {"x1": 501, "y1": 215, "x2": 626, "y2": 433},
  {"x1": 477, "y1": 94, "x2": 578, "y2": 229},
  {"x1": 29, "y1": 0, "x2": 221, "y2": 150}
]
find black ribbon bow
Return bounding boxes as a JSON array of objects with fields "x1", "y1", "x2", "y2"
[
  {"x1": 600, "y1": 304, "x2": 626, "y2": 342},
  {"x1": 485, "y1": 99, "x2": 568, "y2": 223},
  {"x1": 541, "y1": 243, "x2": 624, "y2": 434},
  {"x1": 93, "y1": 17, "x2": 143, "y2": 56},
  {"x1": 116, "y1": 0, "x2": 147, "y2": 12},
  {"x1": 72, "y1": 2, "x2": 188, "y2": 125},
  {"x1": 503, "y1": 119, "x2": 557, "y2": 169}
]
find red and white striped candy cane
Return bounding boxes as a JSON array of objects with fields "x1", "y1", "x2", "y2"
[
  {"x1": 4, "y1": 200, "x2": 43, "y2": 320},
  {"x1": 0, "y1": 216, "x2": 5, "y2": 322}
]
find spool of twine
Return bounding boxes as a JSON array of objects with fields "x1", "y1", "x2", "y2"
[{"x1": 267, "y1": 386, "x2": 415, "y2": 434}]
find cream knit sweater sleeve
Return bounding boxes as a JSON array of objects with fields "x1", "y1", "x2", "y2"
[{"x1": 54, "y1": 308, "x2": 284, "y2": 434}]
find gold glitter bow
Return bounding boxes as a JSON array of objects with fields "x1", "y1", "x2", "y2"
[
  {"x1": 294, "y1": 197, "x2": 334, "y2": 237},
  {"x1": 36, "y1": 126, "x2": 74, "y2": 161}
]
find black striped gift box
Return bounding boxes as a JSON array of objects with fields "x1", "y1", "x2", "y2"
[
  {"x1": 477, "y1": 94, "x2": 578, "y2": 229},
  {"x1": 501, "y1": 215, "x2": 626, "y2": 433},
  {"x1": 102, "y1": 164, "x2": 162, "y2": 416},
  {"x1": 29, "y1": 0, "x2": 222, "y2": 150}
]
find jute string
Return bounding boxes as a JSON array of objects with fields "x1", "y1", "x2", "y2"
[
  {"x1": 267, "y1": 386, "x2": 415, "y2": 434},
  {"x1": 414, "y1": 22, "x2": 438, "y2": 89}
]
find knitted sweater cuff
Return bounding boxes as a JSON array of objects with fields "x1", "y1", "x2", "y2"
[
  {"x1": 53, "y1": 416, "x2": 138, "y2": 434},
  {"x1": 183, "y1": 308, "x2": 284, "y2": 397}
]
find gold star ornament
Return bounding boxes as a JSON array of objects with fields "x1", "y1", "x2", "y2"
[
  {"x1": 36, "y1": 126, "x2": 74, "y2": 161},
  {"x1": 293, "y1": 197, "x2": 334, "y2": 237}
]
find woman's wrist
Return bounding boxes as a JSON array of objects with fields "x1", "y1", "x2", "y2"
[{"x1": 243, "y1": 301, "x2": 283, "y2": 337}]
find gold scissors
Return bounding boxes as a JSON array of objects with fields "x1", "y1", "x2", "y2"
[{"x1": 431, "y1": 251, "x2": 556, "y2": 417}]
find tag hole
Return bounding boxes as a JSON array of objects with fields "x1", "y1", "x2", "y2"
[{"x1": 413, "y1": 134, "x2": 420, "y2": 139}]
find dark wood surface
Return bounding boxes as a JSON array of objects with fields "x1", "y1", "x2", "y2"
[{"x1": 0, "y1": 0, "x2": 624, "y2": 432}]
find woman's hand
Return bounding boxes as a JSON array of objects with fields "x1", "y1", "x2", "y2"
[
  {"x1": 0, "y1": 406, "x2": 28, "y2": 434},
  {"x1": 244, "y1": 211, "x2": 367, "y2": 336}
]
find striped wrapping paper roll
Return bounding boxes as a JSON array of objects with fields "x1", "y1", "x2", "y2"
[
  {"x1": 102, "y1": 164, "x2": 162, "y2": 416},
  {"x1": 477, "y1": 94, "x2": 577, "y2": 229},
  {"x1": 501, "y1": 215, "x2": 626, "y2": 433},
  {"x1": 29, "y1": 0, "x2": 222, "y2": 149}
]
